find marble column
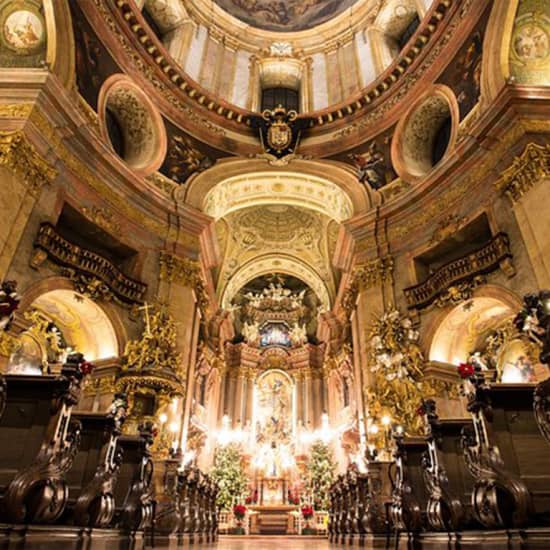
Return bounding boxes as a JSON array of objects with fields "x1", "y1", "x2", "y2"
[
  {"x1": 304, "y1": 372, "x2": 313, "y2": 430},
  {"x1": 312, "y1": 373, "x2": 322, "y2": 429},
  {"x1": 244, "y1": 371, "x2": 255, "y2": 426},
  {"x1": 217, "y1": 368, "x2": 227, "y2": 423},
  {"x1": 226, "y1": 372, "x2": 237, "y2": 421},
  {"x1": 233, "y1": 369, "x2": 245, "y2": 427},
  {"x1": 295, "y1": 372, "x2": 304, "y2": 426}
]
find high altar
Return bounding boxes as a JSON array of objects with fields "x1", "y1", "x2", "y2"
[{"x1": 188, "y1": 277, "x2": 358, "y2": 524}]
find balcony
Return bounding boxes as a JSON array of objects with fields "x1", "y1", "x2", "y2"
[
  {"x1": 404, "y1": 233, "x2": 514, "y2": 309},
  {"x1": 33, "y1": 223, "x2": 147, "y2": 305}
]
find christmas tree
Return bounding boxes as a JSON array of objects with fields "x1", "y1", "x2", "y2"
[
  {"x1": 306, "y1": 441, "x2": 336, "y2": 511},
  {"x1": 210, "y1": 443, "x2": 248, "y2": 510}
]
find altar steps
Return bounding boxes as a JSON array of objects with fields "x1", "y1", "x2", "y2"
[{"x1": 258, "y1": 513, "x2": 289, "y2": 535}]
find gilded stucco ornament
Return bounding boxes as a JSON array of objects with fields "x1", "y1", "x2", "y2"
[
  {"x1": 121, "y1": 306, "x2": 183, "y2": 378},
  {"x1": 81, "y1": 206, "x2": 121, "y2": 235},
  {"x1": 434, "y1": 275, "x2": 486, "y2": 308},
  {"x1": 342, "y1": 257, "x2": 394, "y2": 319},
  {"x1": 118, "y1": 305, "x2": 184, "y2": 446},
  {"x1": 0, "y1": 130, "x2": 57, "y2": 196},
  {"x1": 495, "y1": 142, "x2": 550, "y2": 203},
  {"x1": 0, "y1": 331, "x2": 21, "y2": 358},
  {"x1": 366, "y1": 307, "x2": 432, "y2": 435},
  {"x1": 159, "y1": 252, "x2": 209, "y2": 313}
]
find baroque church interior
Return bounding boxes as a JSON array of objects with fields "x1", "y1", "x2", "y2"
[{"x1": 0, "y1": 0, "x2": 549, "y2": 548}]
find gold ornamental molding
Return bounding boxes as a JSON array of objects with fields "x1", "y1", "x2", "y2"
[
  {"x1": 0, "y1": 103, "x2": 33, "y2": 119},
  {"x1": 495, "y1": 142, "x2": 550, "y2": 203},
  {"x1": 353, "y1": 256, "x2": 394, "y2": 291},
  {"x1": 0, "y1": 130, "x2": 57, "y2": 196},
  {"x1": 159, "y1": 251, "x2": 201, "y2": 287},
  {"x1": 28, "y1": 109, "x2": 171, "y2": 240},
  {"x1": 159, "y1": 251, "x2": 209, "y2": 312},
  {"x1": 341, "y1": 256, "x2": 394, "y2": 319}
]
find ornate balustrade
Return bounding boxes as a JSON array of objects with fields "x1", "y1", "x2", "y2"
[
  {"x1": 33, "y1": 223, "x2": 146, "y2": 305},
  {"x1": 404, "y1": 233, "x2": 514, "y2": 309}
]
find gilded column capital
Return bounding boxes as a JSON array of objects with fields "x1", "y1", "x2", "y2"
[
  {"x1": 0, "y1": 131, "x2": 57, "y2": 196},
  {"x1": 342, "y1": 256, "x2": 394, "y2": 317},
  {"x1": 159, "y1": 251, "x2": 209, "y2": 311},
  {"x1": 353, "y1": 256, "x2": 394, "y2": 291},
  {"x1": 0, "y1": 103, "x2": 33, "y2": 119},
  {"x1": 496, "y1": 142, "x2": 550, "y2": 203}
]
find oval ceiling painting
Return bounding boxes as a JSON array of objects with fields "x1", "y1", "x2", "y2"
[{"x1": 214, "y1": 0, "x2": 359, "y2": 32}]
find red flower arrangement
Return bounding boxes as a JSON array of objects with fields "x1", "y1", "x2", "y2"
[
  {"x1": 457, "y1": 363, "x2": 475, "y2": 379},
  {"x1": 79, "y1": 360, "x2": 96, "y2": 376},
  {"x1": 245, "y1": 496, "x2": 252, "y2": 505},
  {"x1": 233, "y1": 504, "x2": 247, "y2": 519},
  {"x1": 301, "y1": 505, "x2": 314, "y2": 519}
]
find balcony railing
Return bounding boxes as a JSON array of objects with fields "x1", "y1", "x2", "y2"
[
  {"x1": 34, "y1": 223, "x2": 146, "y2": 305},
  {"x1": 404, "y1": 233, "x2": 513, "y2": 309}
]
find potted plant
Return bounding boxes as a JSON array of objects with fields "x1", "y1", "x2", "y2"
[
  {"x1": 232, "y1": 503, "x2": 247, "y2": 535},
  {"x1": 301, "y1": 505, "x2": 315, "y2": 535}
]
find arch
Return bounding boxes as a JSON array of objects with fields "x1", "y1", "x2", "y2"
[
  {"x1": 18, "y1": 277, "x2": 125, "y2": 359},
  {"x1": 427, "y1": 285, "x2": 522, "y2": 365},
  {"x1": 44, "y1": 0, "x2": 75, "y2": 89},
  {"x1": 479, "y1": 0, "x2": 518, "y2": 107},
  {"x1": 182, "y1": 158, "x2": 374, "y2": 220},
  {"x1": 220, "y1": 254, "x2": 331, "y2": 311}
]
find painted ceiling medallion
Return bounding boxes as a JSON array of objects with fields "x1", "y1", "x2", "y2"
[
  {"x1": 1, "y1": 6, "x2": 44, "y2": 54},
  {"x1": 213, "y1": 0, "x2": 358, "y2": 32}
]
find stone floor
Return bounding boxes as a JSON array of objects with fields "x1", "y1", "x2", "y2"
[{"x1": 198, "y1": 536, "x2": 332, "y2": 549}]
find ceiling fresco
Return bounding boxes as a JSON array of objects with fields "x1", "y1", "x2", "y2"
[{"x1": 213, "y1": 0, "x2": 359, "y2": 32}]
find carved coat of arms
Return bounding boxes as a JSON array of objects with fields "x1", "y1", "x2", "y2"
[{"x1": 251, "y1": 105, "x2": 309, "y2": 161}]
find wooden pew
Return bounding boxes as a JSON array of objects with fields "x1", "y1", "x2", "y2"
[
  {"x1": 114, "y1": 423, "x2": 155, "y2": 533},
  {"x1": 0, "y1": 355, "x2": 85, "y2": 524},
  {"x1": 390, "y1": 434, "x2": 425, "y2": 535},
  {"x1": 459, "y1": 374, "x2": 549, "y2": 529},
  {"x1": 420, "y1": 399, "x2": 474, "y2": 531},
  {"x1": 70, "y1": 393, "x2": 128, "y2": 528}
]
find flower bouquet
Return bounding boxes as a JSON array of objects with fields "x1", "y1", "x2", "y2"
[
  {"x1": 232, "y1": 503, "x2": 247, "y2": 535},
  {"x1": 301, "y1": 505, "x2": 315, "y2": 535}
]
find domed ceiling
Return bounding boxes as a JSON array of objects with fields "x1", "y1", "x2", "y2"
[{"x1": 213, "y1": 0, "x2": 359, "y2": 32}]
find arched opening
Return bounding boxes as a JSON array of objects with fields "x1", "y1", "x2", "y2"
[
  {"x1": 429, "y1": 296, "x2": 548, "y2": 383},
  {"x1": 8, "y1": 289, "x2": 118, "y2": 375}
]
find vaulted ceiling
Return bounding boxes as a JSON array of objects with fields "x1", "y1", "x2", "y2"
[{"x1": 212, "y1": 0, "x2": 359, "y2": 32}]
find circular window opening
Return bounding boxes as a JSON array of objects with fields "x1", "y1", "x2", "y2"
[
  {"x1": 105, "y1": 107, "x2": 125, "y2": 159},
  {"x1": 391, "y1": 85, "x2": 459, "y2": 182},
  {"x1": 432, "y1": 115, "x2": 452, "y2": 166},
  {"x1": 98, "y1": 75, "x2": 167, "y2": 177}
]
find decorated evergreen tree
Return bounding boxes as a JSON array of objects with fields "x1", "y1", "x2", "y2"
[
  {"x1": 210, "y1": 443, "x2": 248, "y2": 510},
  {"x1": 306, "y1": 441, "x2": 336, "y2": 511}
]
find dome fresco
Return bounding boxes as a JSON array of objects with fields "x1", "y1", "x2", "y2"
[{"x1": 212, "y1": 0, "x2": 359, "y2": 32}]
